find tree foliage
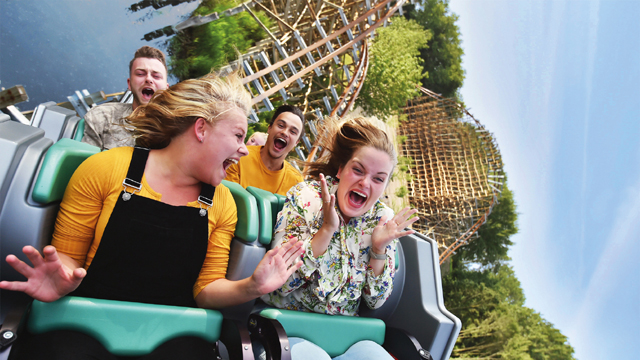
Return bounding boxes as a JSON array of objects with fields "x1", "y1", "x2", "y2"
[
  {"x1": 165, "y1": 0, "x2": 271, "y2": 81},
  {"x1": 405, "y1": 0, "x2": 465, "y2": 99},
  {"x1": 443, "y1": 178, "x2": 575, "y2": 359},
  {"x1": 356, "y1": 17, "x2": 431, "y2": 119},
  {"x1": 458, "y1": 183, "x2": 518, "y2": 267},
  {"x1": 444, "y1": 265, "x2": 575, "y2": 359}
]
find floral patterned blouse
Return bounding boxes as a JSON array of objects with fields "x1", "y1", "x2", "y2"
[{"x1": 260, "y1": 177, "x2": 397, "y2": 316}]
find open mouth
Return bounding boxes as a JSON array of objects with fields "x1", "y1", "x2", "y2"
[
  {"x1": 348, "y1": 190, "x2": 367, "y2": 207},
  {"x1": 223, "y1": 158, "x2": 238, "y2": 171},
  {"x1": 141, "y1": 87, "x2": 155, "y2": 100},
  {"x1": 273, "y1": 137, "x2": 287, "y2": 151}
]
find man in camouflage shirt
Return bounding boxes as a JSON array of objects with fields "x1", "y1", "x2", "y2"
[{"x1": 82, "y1": 46, "x2": 169, "y2": 150}]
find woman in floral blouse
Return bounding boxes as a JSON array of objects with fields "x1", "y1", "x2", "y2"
[{"x1": 261, "y1": 117, "x2": 419, "y2": 360}]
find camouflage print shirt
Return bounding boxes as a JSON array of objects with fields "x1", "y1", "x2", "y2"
[
  {"x1": 261, "y1": 177, "x2": 397, "y2": 316},
  {"x1": 82, "y1": 103, "x2": 134, "y2": 150}
]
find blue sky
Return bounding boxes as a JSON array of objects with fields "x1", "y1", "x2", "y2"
[{"x1": 448, "y1": 0, "x2": 639, "y2": 359}]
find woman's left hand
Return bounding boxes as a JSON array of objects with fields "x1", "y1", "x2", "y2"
[
  {"x1": 371, "y1": 207, "x2": 419, "y2": 254},
  {"x1": 250, "y1": 239, "x2": 304, "y2": 295}
]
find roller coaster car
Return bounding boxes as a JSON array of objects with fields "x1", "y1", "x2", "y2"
[
  {"x1": 243, "y1": 187, "x2": 461, "y2": 360},
  {"x1": 0, "y1": 114, "x2": 259, "y2": 359},
  {"x1": 0, "y1": 108, "x2": 460, "y2": 360}
]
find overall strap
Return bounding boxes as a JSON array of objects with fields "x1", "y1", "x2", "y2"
[
  {"x1": 198, "y1": 184, "x2": 216, "y2": 207},
  {"x1": 123, "y1": 147, "x2": 150, "y2": 191}
]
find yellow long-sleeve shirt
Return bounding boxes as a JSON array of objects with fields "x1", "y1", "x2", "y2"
[
  {"x1": 225, "y1": 145, "x2": 303, "y2": 196},
  {"x1": 51, "y1": 147, "x2": 237, "y2": 298}
]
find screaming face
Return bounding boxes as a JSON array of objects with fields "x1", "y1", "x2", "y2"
[
  {"x1": 197, "y1": 108, "x2": 249, "y2": 186},
  {"x1": 265, "y1": 112, "x2": 303, "y2": 160},
  {"x1": 336, "y1": 146, "x2": 394, "y2": 222},
  {"x1": 128, "y1": 57, "x2": 169, "y2": 109}
]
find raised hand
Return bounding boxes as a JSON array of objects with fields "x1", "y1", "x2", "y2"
[
  {"x1": 319, "y1": 173, "x2": 339, "y2": 233},
  {"x1": 251, "y1": 239, "x2": 304, "y2": 295},
  {"x1": 0, "y1": 245, "x2": 86, "y2": 302},
  {"x1": 371, "y1": 207, "x2": 419, "y2": 253}
]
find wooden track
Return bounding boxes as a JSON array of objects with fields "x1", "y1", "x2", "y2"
[{"x1": 399, "y1": 88, "x2": 505, "y2": 264}]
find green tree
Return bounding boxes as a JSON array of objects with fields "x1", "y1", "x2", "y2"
[
  {"x1": 442, "y1": 174, "x2": 574, "y2": 358},
  {"x1": 356, "y1": 17, "x2": 431, "y2": 119},
  {"x1": 457, "y1": 183, "x2": 519, "y2": 267},
  {"x1": 444, "y1": 266, "x2": 575, "y2": 359},
  {"x1": 405, "y1": 0, "x2": 465, "y2": 100},
  {"x1": 166, "y1": 0, "x2": 271, "y2": 81}
]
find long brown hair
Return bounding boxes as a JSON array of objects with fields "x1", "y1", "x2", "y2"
[
  {"x1": 305, "y1": 116, "x2": 397, "y2": 180},
  {"x1": 125, "y1": 72, "x2": 251, "y2": 149}
]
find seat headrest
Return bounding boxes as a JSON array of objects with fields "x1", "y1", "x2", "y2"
[{"x1": 32, "y1": 138, "x2": 99, "y2": 204}]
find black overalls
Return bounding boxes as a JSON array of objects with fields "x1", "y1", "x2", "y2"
[
  {"x1": 72, "y1": 147, "x2": 214, "y2": 307},
  {"x1": 15, "y1": 147, "x2": 218, "y2": 360}
]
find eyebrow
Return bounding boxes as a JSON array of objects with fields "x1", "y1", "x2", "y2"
[
  {"x1": 354, "y1": 161, "x2": 388, "y2": 176},
  {"x1": 277, "y1": 119, "x2": 299, "y2": 132}
]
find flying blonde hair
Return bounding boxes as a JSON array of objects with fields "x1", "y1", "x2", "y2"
[{"x1": 125, "y1": 72, "x2": 251, "y2": 149}]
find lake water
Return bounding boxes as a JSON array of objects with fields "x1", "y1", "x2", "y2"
[{"x1": 0, "y1": 0, "x2": 200, "y2": 110}]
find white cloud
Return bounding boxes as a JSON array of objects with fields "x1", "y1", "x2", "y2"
[
  {"x1": 567, "y1": 181, "x2": 640, "y2": 360},
  {"x1": 578, "y1": 0, "x2": 600, "y2": 287}
]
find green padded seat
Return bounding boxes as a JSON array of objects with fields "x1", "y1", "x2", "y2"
[
  {"x1": 73, "y1": 118, "x2": 86, "y2": 141},
  {"x1": 274, "y1": 193, "x2": 286, "y2": 220},
  {"x1": 259, "y1": 308, "x2": 385, "y2": 357},
  {"x1": 28, "y1": 297, "x2": 222, "y2": 356},
  {"x1": 221, "y1": 180, "x2": 259, "y2": 243},
  {"x1": 245, "y1": 186, "x2": 278, "y2": 245},
  {"x1": 31, "y1": 138, "x2": 99, "y2": 204}
]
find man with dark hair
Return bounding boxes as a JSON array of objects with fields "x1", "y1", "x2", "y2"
[
  {"x1": 82, "y1": 46, "x2": 169, "y2": 150},
  {"x1": 225, "y1": 105, "x2": 305, "y2": 195}
]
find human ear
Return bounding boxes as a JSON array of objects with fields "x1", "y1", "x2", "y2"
[
  {"x1": 336, "y1": 166, "x2": 342, "y2": 180},
  {"x1": 194, "y1": 118, "x2": 207, "y2": 142}
]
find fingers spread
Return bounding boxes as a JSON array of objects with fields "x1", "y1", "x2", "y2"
[
  {"x1": 23, "y1": 246, "x2": 45, "y2": 268},
  {"x1": 286, "y1": 260, "x2": 303, "y2": 277},
  {"x1": 264, "y1": 247, "x2": 281, "y2": 265},
  {"x1": 43, "y1": 245, "x2": 61, "y2": 263},
  {"x1": 72, "y1": 267, "x2": 87, "y2": 281},
  {"x1": 5, "y1": 254, "x2": 34, "y2": 278},
  {"x1": 399, "y1": 214, "x2": 420, "y2": 229},
  {"x1": 281, "y1": 240, "x2": 303, "y2": 264},
  {"x1": 395, "y1": 207, "x2": 418, "y2": 223},
  {"x1": 0, "y1": 281, "x2": 28, "y2": 293}
]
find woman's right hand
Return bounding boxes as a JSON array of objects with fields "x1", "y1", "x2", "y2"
[
  {"x1": 319, "y1": 173, "x2": 339, "y2": 233},
  {"x1": 0, "y1": 245, "x2": 86, "y2": 302}
]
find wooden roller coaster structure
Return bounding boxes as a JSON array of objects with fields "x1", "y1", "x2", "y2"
[
  {"x1": 173, "y1": 0, "x2": 504, "y2": 264},
  {"x1": 400, "y1": 87, "x2": 504, "y2": 264}
]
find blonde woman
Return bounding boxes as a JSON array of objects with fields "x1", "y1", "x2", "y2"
[
  {"x1": 246, "y1": 131, "x2": 267, "y2": 146},
  {"x1": 0, "y1": 73, "x2": 303, "y2": 359}
]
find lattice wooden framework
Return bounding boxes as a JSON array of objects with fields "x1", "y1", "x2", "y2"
[
  {"x1": 399, "y1": 88, "x2": 505, "y2": 264},
  {"x1": 197, "y1": 0, "x2": 408, "y2": 159}
]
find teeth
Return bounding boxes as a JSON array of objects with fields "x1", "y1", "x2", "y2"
[
  {"x1": 353, "y1": 190, "x2": 367, "y2": 198},
  {"x1": 227, "y1": 158, "x2": 238, "y2": 164}
]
